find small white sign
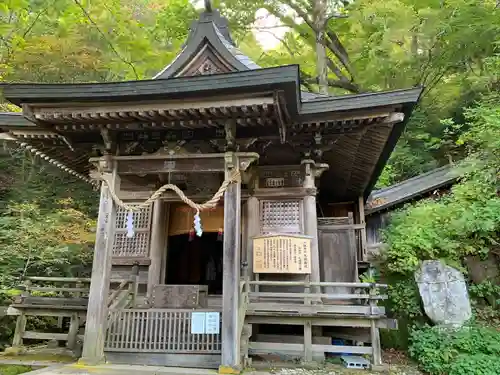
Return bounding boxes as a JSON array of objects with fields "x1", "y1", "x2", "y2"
[
  {"x1": 191, "y1": 312, "x2": 206, "y2": 334},
  {"x1": 205, "y1": 312, "x2": 220, "y2": 334}
]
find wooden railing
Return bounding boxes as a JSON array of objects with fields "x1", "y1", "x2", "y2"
[
  {"x1": 107, "y1": 264, "x2": 139, "y2": 309},
  {"x1": 10, "y1": 277, "x2": 91, "y2": 349},
  {"x1": 245, "y1": 280, "x2": 387, "y2": 304},
  {"x1": 18, "y1": 276, "x2": 91, "y2": 298},
  {"x1": 241, "y1": 279, "x2": 388, "y2": 364},
  {"x1": 105, "y1": 308, "x2": 222, "y2": 353},
  {"x1": 9, "y1": 269, "x2": 140, "y2": 350}
]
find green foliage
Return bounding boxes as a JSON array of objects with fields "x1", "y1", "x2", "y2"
[
  {"x1": 0, "y1": 201, "x2": 94, "y2": 287},
  {"x1": 469, "y1": 281, "x2": 500, "y2": 309},
  {"x1": 0, "y1": 149, "x2": 96, "y2": 345},
  {"x1": 386, "y1": 278, "x2": 423, "y2": 320},
  {"x1": 382, "y1": 92, "x2": 500, "y2": 278},
  {"x1": 409, "y1": 325, "x2": 500, "y2": 375},
  {"x1": 0, "y1": 365, "x2": 32, "y2": 375}
]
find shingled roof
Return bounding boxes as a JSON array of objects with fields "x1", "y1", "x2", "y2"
[
  {"x1": 151, "y1": 9, "x2": 335, "y2": 103},
  {"x1": 366, "y1": 165, "x2": 459, "y2": 214},
  {"x1": 0, "y1": 7, "x2": 423, "y2": 201}
]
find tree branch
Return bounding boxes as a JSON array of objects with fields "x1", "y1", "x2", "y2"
[
  {"x1": 72, "y1": 0, "x2": 139, "y2": 79},
  {"x1": 302, "y1": 72, "x2": 361, "y2": 93}
]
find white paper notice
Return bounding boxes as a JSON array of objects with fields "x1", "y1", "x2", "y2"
[
  {"x1": 205, "y1": 312, "x2": 220, "y2": 334},
  {"x1": 191, "y1": 312, "x2": 206, "y2": 334}
]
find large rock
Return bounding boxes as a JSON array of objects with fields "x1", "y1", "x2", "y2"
[{"x1": 415, "y1": 260, "x2": 472, "y2": 327}]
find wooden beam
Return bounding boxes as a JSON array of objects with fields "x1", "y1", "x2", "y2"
[
  {"x1": 248, "y1": 342, "x2": 373, "y2": 355},
  {"x1": 117, "y1": 158, "x2": 225, "y2": 174},
  {"x1": 116, "y1": 190, "x2": 252, "y2": 202},
  {"x1": 160, "y1": 203, "x2": 170, "y2": 284},
  {"x1": 147, "y1": 200, "x2": 166, "y2": 297},
  {"x1": 221, "y1": 152, "x2": 242, "y2": 372},
  {"x1": 245, "y1": 196, "x2": 259, "y2": 277},
  {"x1": 358, "y1": 196, "x2": 368, "y2": 262},
  {"x1": 90, "y1": 152, "x2": 259, "y2": 175},
  {"x1": 80, "y1": 168, "x2": 118, "y2": 365}
]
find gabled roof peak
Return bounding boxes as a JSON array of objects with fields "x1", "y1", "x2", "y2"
[
  {"x1": 196, "y1": 9, "x2": 234, "y2": 45},
  {"x1": 153, "y1": 6, "x2": 258, "y2": 79}
]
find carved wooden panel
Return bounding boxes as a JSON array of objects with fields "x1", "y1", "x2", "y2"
[
  {"x1": 180, "y1": 45, "x2": 233, "y2": 77},
  {"x1": 112, "y1": 204, "x2": 152, "y2": 258},
  {"x1": 259, "y1": 167, "x2": 303, "y2": 188},
  {"x1": 260, "y1": 200, "x2": 302, "y2": 234},
  {"x1": 150, "y1": 285, "x2": 208, "y2": 308}
]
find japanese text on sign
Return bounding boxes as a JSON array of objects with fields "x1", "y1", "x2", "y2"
[{"x1": 253, "y1": 234, "x2": 311, "y2": 274}]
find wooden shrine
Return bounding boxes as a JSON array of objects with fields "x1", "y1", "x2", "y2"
[{"x1": 0, "y1": 3, "x2": 422, "y2": 373}]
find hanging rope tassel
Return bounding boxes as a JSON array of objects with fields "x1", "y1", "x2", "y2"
[
  {"x1": 126, "y1": 210, "x2": 135, "y2": 238},
  {"x1": 193, "y1": 210, "x2": 203, "y2": 237},
  {"x1": 94, "y1": 169, "x2": 241, "y2": 239}
]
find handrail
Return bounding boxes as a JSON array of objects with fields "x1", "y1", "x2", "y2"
[
  {"x1": 107, "y1": 264, "x2": 140, "y2": 309},
  {"x1": 16, "y1": 278, "x2": 90, "y2": 300},
  {"x1": 105, "y1": 265, "x2": 140, "y2": 329},
  {"x1": 241, "y1": 279, "x2": 386, "y2": 307},
  {"x1": 107, "y1": 279, "x2": 130, "y2": 307},
  {"x1": 25, "y1": 276, "x2": 134, "y2": 284},
  {"x1": 26, "y1": 276, "x2": 91, "y2": 283},
  {"x1": 238, "y1": 263, "x2": 250, "y2": 363},
  {"x1": 247, "y1": 280, "x2": 388, "y2": 288}
]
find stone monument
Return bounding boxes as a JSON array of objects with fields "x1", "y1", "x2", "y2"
[{"x1": 415, "y1": 260, "x2": 472, "y2": 327}]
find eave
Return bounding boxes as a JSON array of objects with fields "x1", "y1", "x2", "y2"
[
  {"x1": 365, "y1": 164, "x2": 459, "y2": 215},
  {"x1": 1, "y1": 65, "x2": 300, "y2": 115}
]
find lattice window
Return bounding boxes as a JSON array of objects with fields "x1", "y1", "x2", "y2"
[
  {"x1": 260, "y1": 200, "x2": 302, "y2": 234},
  {"x1": 112, "y1": 204, "x2": 153, "y2": 258}
]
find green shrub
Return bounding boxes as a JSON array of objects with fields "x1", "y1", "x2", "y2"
[
  {"x1": 0, "y1": 365, "x2": 32, "y2": 375},
  {"x1": 409, "y1": 325, "x2": 500, "y2": 375},
  {"x1": 449, "y1": 354, "x2": 500, "y2": 375}
]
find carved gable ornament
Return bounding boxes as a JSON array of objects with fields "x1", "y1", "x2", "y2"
[
  {"x1": 179, "y1": 44, "x2": 233, "y2": 77},
  {"x1": 195, "y1": 59, "x2": 222, "y2": 76}
]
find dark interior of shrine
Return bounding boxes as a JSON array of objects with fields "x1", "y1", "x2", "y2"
[{"x1": 166, "y1": 233, "x2": 223, "y2": 295}]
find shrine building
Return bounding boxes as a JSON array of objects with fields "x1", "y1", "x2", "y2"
[{"x1": 0, "y1": 4, "x2": 422, "y2": 373}]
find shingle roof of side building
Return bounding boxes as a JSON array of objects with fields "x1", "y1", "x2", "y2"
[{"x1": 366, "y1": 165, "x2": 459, "y2": 214}]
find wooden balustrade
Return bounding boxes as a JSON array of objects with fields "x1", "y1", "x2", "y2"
[
  {"x1": 241, "y1": 279, "x2": 389, "y2": 365},
  {"x1": 105, "y1": 309, "x2": 222, "y2": 353},
  {"x1": 8, "y1": 268, "x2": 140, "y2": 350}
]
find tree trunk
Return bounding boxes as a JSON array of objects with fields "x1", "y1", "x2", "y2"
[{"x1": 313, "y1": 0, "x2": 328, "y2": 95}]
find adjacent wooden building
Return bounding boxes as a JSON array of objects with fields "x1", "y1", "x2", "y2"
[
  {"x1": 365, "y1": 165, "x2": 458, "y2": 250},
  {"x1": 0, "y1": 6, "x2": 422, "y2": 372}
]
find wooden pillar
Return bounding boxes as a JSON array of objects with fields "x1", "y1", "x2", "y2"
[
  {"x1": 80, "y1": 167, "x2": 118, "y2": 365},
  {"x1": 301, "y1": 160, "x2": 328, "y2": 294},
  {"x1": 358, "y1": 196, "x2": 367, "y2": 263},
  {"x1": 67, "y1": 313, "x2": 80, "y2": 350},
  {"x1": 160, "y1": 203, "x2": 170, "y2": 284},
  {"x1": 220, "y1": 152, "x2": 242, "y2": 373},
  {"x1": 12, "y1": 314, "x2": 26, "y2": 347},
  {"x1": 245, "y1": 195, "x2": 259, "y2": 277},
  {"x1": 370, "y1": 279, "x2": 382, "y2": 368},
  {"x1": 147, "y1": 200, "x2": 166, "y2": 297}
]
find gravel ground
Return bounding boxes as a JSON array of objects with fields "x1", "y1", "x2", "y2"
[{"x1": 252, "y1": 350, "x2": 423, "y2": 375}]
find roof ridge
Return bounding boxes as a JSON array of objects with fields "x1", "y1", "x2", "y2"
[{"x1": 371, "y1": 164, "x2": 455, "y2": 196}]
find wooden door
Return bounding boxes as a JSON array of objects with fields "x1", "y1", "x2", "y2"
[{"x1": 318, "y1": 214, "x2": 357, "y2": 296}]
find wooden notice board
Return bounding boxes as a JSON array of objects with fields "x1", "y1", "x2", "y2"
[{"x1": 253, "y1": 234, "x2": 312, "y2": 274}]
